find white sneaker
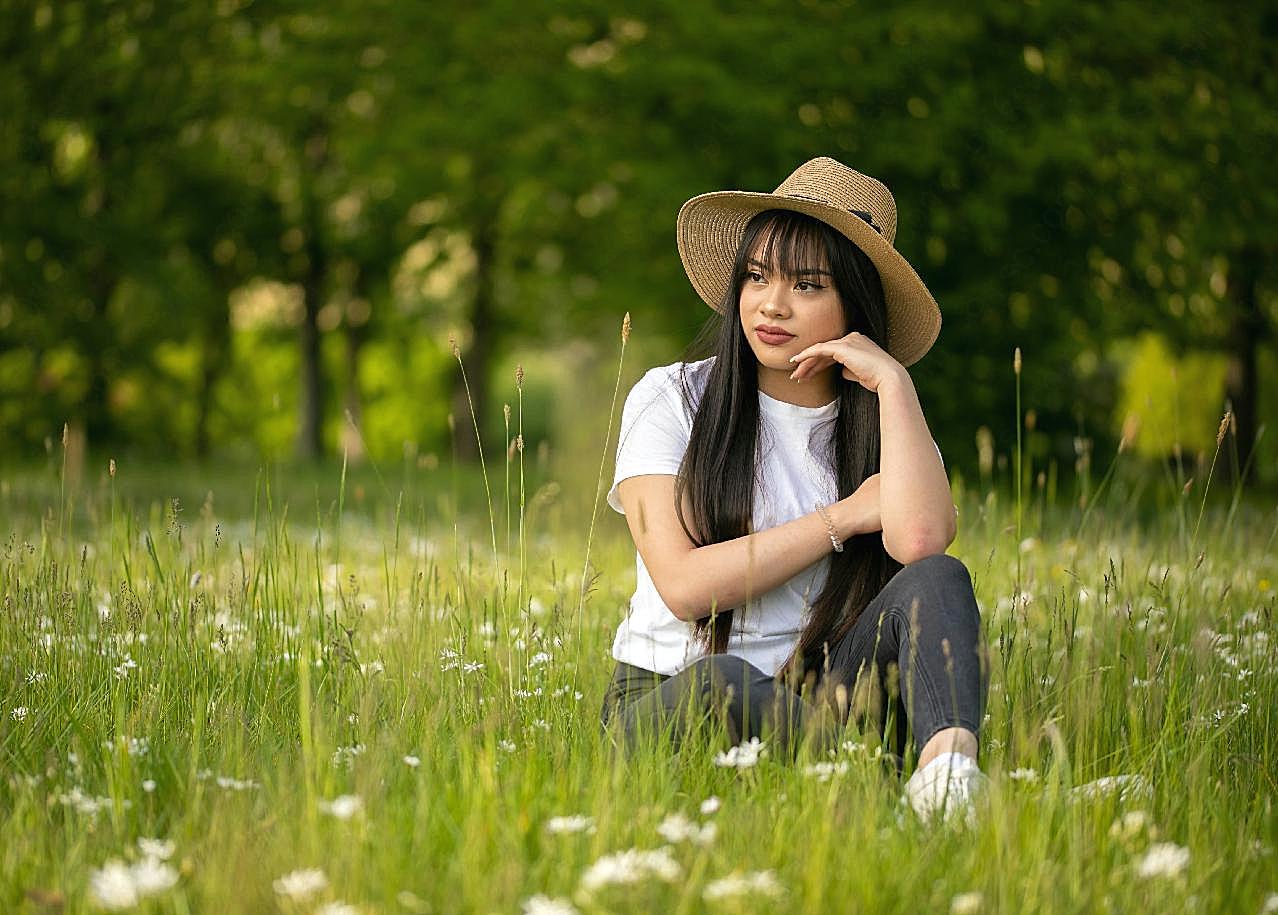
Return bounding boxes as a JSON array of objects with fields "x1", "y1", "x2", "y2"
[{"x1": 902, "y1": 751, "x2": 988, "y2": 825}]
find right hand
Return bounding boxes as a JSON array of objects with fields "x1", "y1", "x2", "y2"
[{"x1": 837, "y1": 472, "x2": 882, "y2": 539}]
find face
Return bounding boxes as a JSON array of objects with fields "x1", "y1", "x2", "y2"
[{"x1": 737, "y1": 238, "x2": 847, "y2": 370}]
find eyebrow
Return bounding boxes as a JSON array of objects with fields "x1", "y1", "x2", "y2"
[{"x1": 747, "y1": 258, "x2": 832, "y2": 277}]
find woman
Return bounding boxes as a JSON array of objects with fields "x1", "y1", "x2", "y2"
[{"x1": 599, "y1": 157, "x2": 989, "y2": 822}]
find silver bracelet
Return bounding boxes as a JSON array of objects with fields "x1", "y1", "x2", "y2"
[{"x1": 814, "y1": 503, "x2": 844, "y2": 553}]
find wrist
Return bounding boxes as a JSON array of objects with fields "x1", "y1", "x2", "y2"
[
  {"x1": 874, "y1": 366, "x2": 914, "y2": 399},
  {"x1": 828, "y1": 497, "x2": 862, "y2": 542}
]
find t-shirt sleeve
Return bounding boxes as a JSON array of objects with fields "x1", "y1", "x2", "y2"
[{"x1": 607, "y1": 368, "x2": 690, "y2": 514}]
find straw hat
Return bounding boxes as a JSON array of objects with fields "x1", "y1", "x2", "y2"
[{"x1": 676, "y1": 156, "x2": 942, "y2": 367}]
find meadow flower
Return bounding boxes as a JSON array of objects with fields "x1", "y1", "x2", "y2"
[
  {"x1": 714, "y1": 737, "x2": 766, "y2": 768},
  {"x1": 11, "y1": 706, "x2": 28, "y2": 721},
  {"x1": 545, "y1": 815, "x2": 596, "y2": 835},
  {"x1": 579, "y1": 846, "x2": 681, "y2": 893},
  {"x1": 319, "y1": 794, "x2": 363, "y2": 820},
  {"x1": 25, "y1": 670, "x2": 47, "y2": 684},
  {"x1": 522, "y1": 894, "x2": 578, "y2": 915},
  {"x1": 656, "y1": 813, "x2": 716, "y2": 846},
  {"x1": 314, "y1": 901, "x2": 359, "y2": 915},
  {"x1": 141, "y1": 779, "x2": 156, "y2": 793},
  {"x1": 403, "y1": 755, "x2": 421, "y2": 768},
  {"x1": 950, "y1": 891, "x2": 984, "y2": 914},
  {"x1": 531, "y1": 719, "x2": 551, "y2": 732},
  {"x1": 529, "y1": 651, "x2": 553, "y2": 667},
  {"x1": 1069, "y1": 774, "x2": 1152, "y2": 804},
  {"x1": 1260, "y1": 892, "x2": 1278, "y2": 914},
  {"x1": 88, "y1": 855, "x2": 178, "y2": 909},
  {"x1": 462, "y1": 661, "x2": 485, "y2": 673},
  {"x1": 702, "y1": 869, "x2": 783, "y2": 901},
  {"x1": 273, "y1": 867, "x2": 328, "y2": 901},
  {"x1": 700, "y1": 796, "x2": 721, "y2": 815},
  {"x1": 802, "y1": 760, "x2": 851, "y2": 782},
  {"x1": 88, "y1": 860, "x2": 139, "y2": 910},
  {"x1": 1136, "y1": 842, "x2": 1190, "y2": 879},
  {"x1": 332, "y1": 744, "x2": 367, "y2": 769},
  {"x1": 129, "y1": 856, "x2": 179, "y2": 895},
  {"x1": 1008, "y1": 768, "x2": 1038, "y2": 782},
  {"x1": 112, "y1": 656, "x2": 138, "y2": 679},
  {"x1": 498, "y1": 740, "x2": 517, "y2": 753},
  {"x1": 137, "y1": 837, "x2": 175, "y2": 860},
  {"x1": 1109, "y1": 810, "x2": 1155, "y2": 842},
  {"x1": 215, "y1": 775, "x2": 259, "y2": 791}
]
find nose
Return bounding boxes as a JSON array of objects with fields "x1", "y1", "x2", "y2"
[{"x1": 762, "y1": 289, "x2": 792, "y2": 318}]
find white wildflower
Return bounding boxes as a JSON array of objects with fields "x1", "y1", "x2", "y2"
[
  {"x1": 215, "y1": 775, "x2": 259, "y2": 791},
  {"x1": 700, "y1": 796, "x2": 721, "y2": 815},
  {"x1": 26, "y1": 670, "x2": 48, "y2": 684},
  {"x1": 141, "y1": 779, "x2": 156, "y2": 793},
  {"x1": 314, "y1": 902, "x2": 359, "y2": 915},
  {"x1": 656, "y1": 813, "x2": 716, "y2": 846},
  {"x1": 545, "y1": 815, "x2": 596, "y2": 835},
  {"x1": 702, "y1": 869, "x2": 783, "y2": 901},
  {"x1": 579, "y1": 846, "x2": 681, "y2": 893},
  {"x1": 129, "y1": 856, "x2": 179, "y2": 895},
  {"x1": 1069, "y1": 774, "x2": 1152, "y2": 803},
  {"x1": 529, "y1": 651, "x2": 553, "y2": 667},
  {"x1": 1136, "y1": 842, "x2": 1190, "y2": 879},
  {"x1": 403, "y1": 755, "x2": 421, "y2": 768},
  {"x1": 462, "y1": 660, "x2": 485, "y2": 673},
  {"x1": 802, "y1": 760, "x2": 851, "y2": 782},
  {"x1": 1008, "y1": 768, "x2": 1038, "y2": 782},
  {"x1": 331, "y1": 743, "x2": 367, "y2": 769},
  {"x1": 951, "y1": 891, "x2": 984, "y2": 914},
  {"x1": 1109, "y1": 810, "x2": 1154, "y2": 841},
  {"x1": 273, "y1": 867, "x2": 328, "y2": 901},
  {"x1": 1260, "y1": 892, "x2": 1278, "y2": 914},
  {"x1": 88, "y1": 860, "x2": 139, "y2": 910},
  {"x1": 714, "y1": 737, "x2": 767, "y2": 768},
  {"x1": 318, "y1": 794, "x2": 363, "y2": 820},
  {"x1": 136, "y1": 837, "x2": 175, "y2": 860},
  {"x1": 88, "y1": 855, "x2": 178, "y2": 909},
  {"x1": 10, "y1": 707, "x2": 28, "y2": 721},
  {"x1": 521, "y1": 894, "x2": 578, "y2": 915},
  {"x1": 498, "y1": 740, "x2": 517, "y2": 753}
]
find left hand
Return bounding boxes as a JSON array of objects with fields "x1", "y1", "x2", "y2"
[{"x1": 788, "y1": 332, "x2": 906, "y2": 394}]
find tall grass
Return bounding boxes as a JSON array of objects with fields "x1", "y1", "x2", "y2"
[{"x1": 0, "y1": 334, "x2": 1275, "y2": 913}]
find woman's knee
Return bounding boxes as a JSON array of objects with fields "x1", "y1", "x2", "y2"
[{"x1": 887, "y1": 554, "x2": 980, "y2": 628}]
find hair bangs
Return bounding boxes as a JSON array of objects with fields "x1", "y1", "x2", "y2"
[{"x1": 742, "y1": 210, "x2": 834, "y2": 281}]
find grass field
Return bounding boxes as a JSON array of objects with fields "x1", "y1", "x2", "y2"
[{"x1": 1, "y1": 442, "x2": 1276, "y2": 914}]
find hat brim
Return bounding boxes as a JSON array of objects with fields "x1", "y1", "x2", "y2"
[{"x1": 676, "y1": 190, "x2": 941, "y2": 367}]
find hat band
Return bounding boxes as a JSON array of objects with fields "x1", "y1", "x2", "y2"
[{"x1": 783, "y1": 192, "x2": 883, "y2": 235}]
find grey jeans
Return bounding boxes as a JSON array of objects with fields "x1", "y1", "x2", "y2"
[{"x1": 599, "y1": 553, "x2": 988, "y2": 766}]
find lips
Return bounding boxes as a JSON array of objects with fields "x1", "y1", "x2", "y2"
[{"x1": 755, "y1": 325, "x2": 795, "y2": 346}]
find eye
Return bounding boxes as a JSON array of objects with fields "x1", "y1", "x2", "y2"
[
  {"x1": 746, "y1": 270, "x2": 765, "y2": 283},
  {"x1": 795, "y1": 280, "x2": 824, "y2": 292}
]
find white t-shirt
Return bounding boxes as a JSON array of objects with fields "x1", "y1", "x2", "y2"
[{"x1": 606, "y1": 356, "x2": 841, "y2": 677}]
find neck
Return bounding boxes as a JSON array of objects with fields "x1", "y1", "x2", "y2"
[{"x1": 756, "y1": 364, "x2": 837, "y2": 407}]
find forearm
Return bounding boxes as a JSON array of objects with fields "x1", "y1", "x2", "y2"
[
  {"x1": 673, "y1": 500, "x2": 865, "y2": 622},
  {"x1": 877, "y1": 371, "x2": 956, "y2": 560}
]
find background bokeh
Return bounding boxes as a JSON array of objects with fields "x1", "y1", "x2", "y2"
[{"x1": 2, "y1": 0, "x2": 1275, "y2": 495}]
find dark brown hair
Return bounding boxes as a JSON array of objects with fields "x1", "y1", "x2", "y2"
[{"x1": 672, "y1": 208, "x2": 902, "y2": 690}]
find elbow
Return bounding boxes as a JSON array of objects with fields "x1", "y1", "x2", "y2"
[
  {"x1": 882, "y1": 526, "x2": 955, "y2": 566},
  {"x1": 653, "y1": 579, "x2": 697, "y2": 622}
]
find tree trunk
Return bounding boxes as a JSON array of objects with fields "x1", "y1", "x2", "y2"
[
  {"x1": 1222, "y1": 243, "x2": 1267, "y2": 488},
  {"x1": 295, "y1": 125, "x2": 330, "y2": 461},
  {"x1": 450, "y1": 217, "x2": 496, "y2": 462},
  {"x1": 341, "y1": 318, "x2": 366, "y2": 464},
  {"x1": 194, "y1": 305, "x2": 229, "y2": 459}
]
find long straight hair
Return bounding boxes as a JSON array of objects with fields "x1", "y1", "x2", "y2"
[{"x1": 672, "y1": 208, "x2": 902, "y2": 690}]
